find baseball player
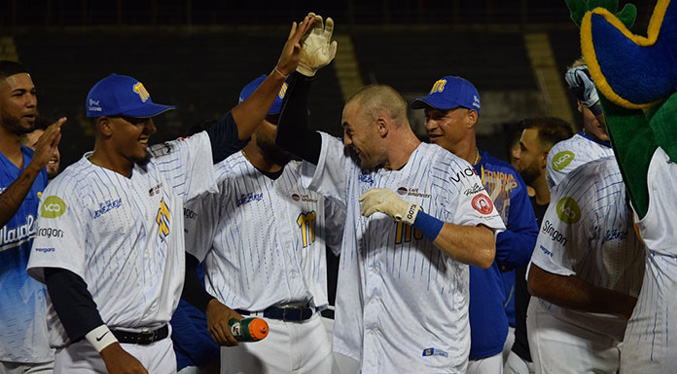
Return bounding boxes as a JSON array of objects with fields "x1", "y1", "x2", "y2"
[
  {"x1": 506, "y1": 117, "x2": 573, "y2": 374},
  {"x1": 0, "y1": 60, "x2": 64, "y2": 373},
  {"x1": 546, "y1": 61, "x2": 614, "y2": 188},
  {"x1": 26, "y1": 18, "x2": 315, "y2": 374},
  {"x1": 183, "y1": 73, "x2": 344, "y2": 374},
  {"x1": 410, "y1": 75, "x2": 539, "y2": 373},
  {"x1": 275, "y1": 23, "x2": 506, "y2": 371},
  {"x1": 527, "y1": 157, "x2": 644, "y2": 373}
]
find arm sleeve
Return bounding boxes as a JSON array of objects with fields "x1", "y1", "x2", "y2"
[
  {"x1": 44, "y1": 268, "x2": 104, "y2": 343},
  {"x1": 181, "y1": 253, "x2": 214, "y2": 313},
  {"x1": 275, "y1": 72, "x2": 322, "y2": 164},
  {"x1": 205, "y1": 112, "x2": 249, "y2": 164},
  {"x1": 495, "y1": 176, "x2": 539, "y2": 270}
]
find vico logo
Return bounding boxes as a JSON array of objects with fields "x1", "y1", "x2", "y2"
[
  {"x1": 40, "y1": 196, "x2": 66, "y2": 219},
  {"x1": 552, "y1": 151, "x2": 575, "y2": 171},
  {"x1": 556, "y1": 197, "x2": 581, "y2": 224}
]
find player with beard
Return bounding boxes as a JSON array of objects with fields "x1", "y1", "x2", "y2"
[
  {"x1": 182, "y1": 74, "x2": 345, "y2": 374},
  {"x1": 505, "y1": 117, "x2": 572, "y2": 374},
  {"x1": 0, "y1": 60, "x2": 64, "y2": 374}
]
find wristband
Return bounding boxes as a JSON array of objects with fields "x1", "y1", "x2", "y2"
[
  {"x1": 412, "y1": 211, "x2": 444, "y2": 242},
  {"x1": 273, "y1": 67, "x2": 289, "y2": 79},
  {"x1": 85, "y1": 325, "x2": 118, "y2": 352}
]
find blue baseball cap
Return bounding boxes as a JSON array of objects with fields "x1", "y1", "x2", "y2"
[
  {"x1": 410, "y1": 76, "x2": 481, "y2": 115},
  {"x1": 239, "y1": 74, "x2": 288, "y2": 115},
  {"x1": 86, "y1": 74, "x2": 175, "y2": 118}
]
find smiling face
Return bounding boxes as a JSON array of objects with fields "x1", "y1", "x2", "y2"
[
  {"x1": 342, "y1": 101, "x2": 384, "y2": 169},
  {"x1": 107, "y1": 115, "x2": 157, "y2": 164},
  {"x1": 0, "y1": 73, "x2": 37, "y2": 136},
  {"x1": 424, "y1": 107, "x2": 475, "y2": 153}
]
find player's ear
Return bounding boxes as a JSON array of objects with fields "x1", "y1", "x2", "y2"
[
  {"x1": 376, "y1": 117, "x2": 388, "y2": 138},
  {"x1": 97, "y1": 116, "x2": 113, "y2": 137},
  {"x1": 465, "y1": 109, "x2": 478, "y2": 129}
]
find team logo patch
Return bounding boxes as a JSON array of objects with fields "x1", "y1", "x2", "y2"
[
  {"x1": 40, "y1": 196, "x2": 66, "y2": 218},
  {"x1": 422, "y1": 347, "x2": 448, "y2": 357},
  {"x1": 471, "y1": 194, "x2": 494, "y2": 215},
  {"x1": 292, "y1": 194, "x2": 301, "y2": 201},
  {"x1": 397, "y1": 187, "x2": 408, "y2": 195},
  {"x1": 552, "y1": 151, "x2": 575, "y2": 171},
  {"x1": 556, "y1": 197, "x2": 581, "y2": 224}
]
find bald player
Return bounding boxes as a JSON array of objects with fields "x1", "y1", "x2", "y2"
[
  {"x1": 183, "y1": 73, "x2": 343, "y2": 374},
  {"x1": 527, "y1": 157, "x2": 644, "y2": 373},
  {"x1": 275, "y1": 20, "x2": 506, "y2": 372},
  {"x1": 26, "y1": 18, "x2": 315, "y2": 374},
  {"x1": 546, "y1": 61, "x2": 613, "y2": 188}
]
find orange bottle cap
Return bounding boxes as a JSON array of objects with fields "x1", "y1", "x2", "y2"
[{"x1": 248, "y1": 318, "x2": 269, "y2": 341}]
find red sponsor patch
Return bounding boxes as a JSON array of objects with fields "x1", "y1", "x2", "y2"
[{"x1": 471, "y1": 194, "x2": 494, "y2": 215}]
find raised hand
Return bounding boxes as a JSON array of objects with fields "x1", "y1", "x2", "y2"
[
  {"x1": 297, "y1": 12, "x2": 338, "y2": 77},
  {"x1": 28, "y1": 117, "x2": 65, "y2": 172},
  {"x1": 275, "y1": 15, "x2": 316, "y2": 77}
]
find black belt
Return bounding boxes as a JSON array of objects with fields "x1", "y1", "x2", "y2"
[
  {"x1": 111, "y1": 325, "x2": 169, "y2": 345},
  {"x1": 236, "y1": 306, "x2": 318, "y2": 322}
]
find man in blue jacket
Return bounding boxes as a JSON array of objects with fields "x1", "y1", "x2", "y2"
[{"x1": 411, "y1": 76, "x2": 538, "y2": 373}]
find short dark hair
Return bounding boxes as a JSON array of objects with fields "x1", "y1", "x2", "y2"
[
  {"x1": 521, "y1": 117, "x2": 574, "y2": 149},
  {"x1": 0, "y1": 60, "x2": 29, "y2": 81}
]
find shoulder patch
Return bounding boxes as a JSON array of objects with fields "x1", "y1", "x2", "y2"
[
  {"x1": 556, "y1": 197, "x2": 581, "y2": 224},
  {"x1": 40, "y1": 196, "x2": 66, "y2": 218},
  {"x1": 552, "y1": 151, "x2": 575, "y2": 171}
]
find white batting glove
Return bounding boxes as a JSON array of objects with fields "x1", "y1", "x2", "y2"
[
  {"x1": 297, "y1": 13, "x2": 338, "y2": 77},
  {"x1": 359, "y1": 188, "x2": 420, "y2": 226}
]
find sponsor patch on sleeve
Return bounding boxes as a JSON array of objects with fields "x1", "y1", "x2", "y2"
[
  {"x1": 40, "y1": 196, "x2": 66, "y2": 219},
  {"x1": 471, "y1": 194, "x2": 494, "y2": 215}
]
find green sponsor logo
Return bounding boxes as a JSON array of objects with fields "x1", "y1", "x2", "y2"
[
  {"x1": 552, "y1": 151, "x2": 575, "y2": 171},
  {"x1": 40, "y1": 196, "x2": 66, "y2": 219},
  {"x1": 556, "y1": 197, "x2": 581, "y2": 224}
]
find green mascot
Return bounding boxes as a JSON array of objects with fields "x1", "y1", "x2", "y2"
[{"x1": 575, "y1": 0, "x2": 677, "y2": 371}]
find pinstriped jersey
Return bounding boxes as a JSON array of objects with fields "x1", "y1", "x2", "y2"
[
  {"x1": 27, "y1": 132, "x2": 216, "y2": 348},
  {"x1": 303, "y1": 133, "x2": 505, "y2": 374},
  {"x1": 622, "y1": 147, "x2": 677, "y2": 373},
  {"x1": 0, "y1": 146, "x2": 53, "y2": 362},
  {"x1": 546, "y1": 132, "x2": 614, "y2": 189},
  {"x1": 183, "y1": 152, "x2": 344, "y2": 312},
  {"x1": 530, "y1": 156, "x2": 644, "y2": 340}
]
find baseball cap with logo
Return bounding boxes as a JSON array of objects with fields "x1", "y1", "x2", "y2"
[
  {"x1": 86, "y1": 74, "x2": 175, "y2": 118},
  {"x1": 410, "y1": 76, "x2": 481, "y2": 115},
  {"x1": 239, "y1": 74, "x2": 288, "y2": 115}
]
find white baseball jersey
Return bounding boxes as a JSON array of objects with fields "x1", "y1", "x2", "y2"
[
  {"x1": 530, "y1": 156, "x2": 644, "y2": 340},
  {"x1": 546, "y1": 132, "x2": 614, "y2": 188},
  {"x1": 27, "y1": 132, "x2": 216, "y2": 348},
  {"x1": 621, "y1": 147, "x2": 677, "y2": 373},
  {"x1": 302, "y1": 133, "x2": 505, "y2": 373},
  {"x1": 184, "y1": 152, "x2": 344, "y2": 311}
]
